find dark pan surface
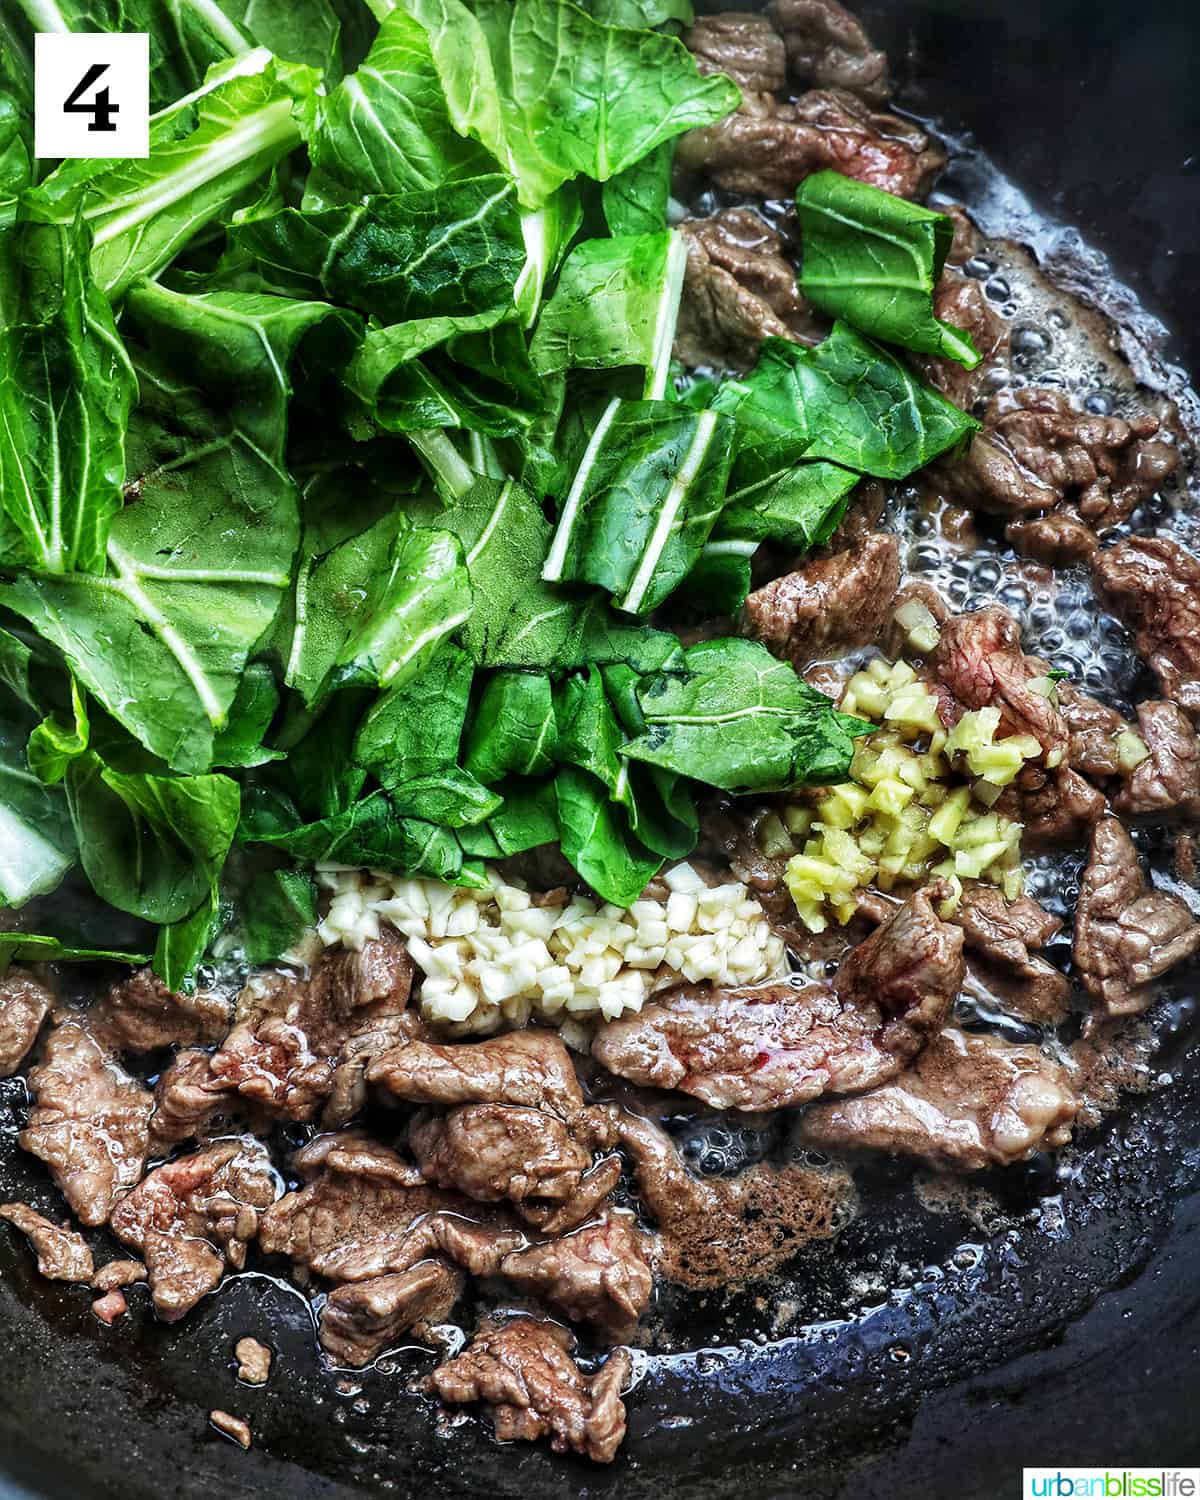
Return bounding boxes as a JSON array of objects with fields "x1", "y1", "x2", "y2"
[{"x1": 3, "y1": 1, "x2": 1200, "y2": 1495}]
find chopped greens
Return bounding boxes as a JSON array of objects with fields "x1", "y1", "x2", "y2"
[{"x1": 0, "y1": 0, "x2": 982, "y2": 975}]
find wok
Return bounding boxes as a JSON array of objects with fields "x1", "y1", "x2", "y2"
[{"x1": 2, "y1": 0, "x2": 1199, "y2": 1495}]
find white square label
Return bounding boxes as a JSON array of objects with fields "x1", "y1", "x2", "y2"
[{"x1": 34, "y1": 31, "x2": 149, "y2": 160}]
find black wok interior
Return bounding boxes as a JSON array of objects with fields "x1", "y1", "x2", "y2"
[{"x1": 2, "y1": 1, "x2": 1199, "y2": 1495}]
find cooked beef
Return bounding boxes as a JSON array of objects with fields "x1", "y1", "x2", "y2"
[
  {"x1": 696, "y1": 802, "x2": 791, "y2": 921},
  {"x1": 367, "y1": 1028, "x2": 586, "y2": 1122},
  {"x1": 593, "y1": 885, "x2": 963, "y2": 1109},
  {"x1": 497, "y1": 1211, "x2": 653, "y2": 1337},
  {"x1": 913, "y1": 270, "x2": 1010, "y2": 408},
  {"x1": 95, "y1": 969, "x2": 231, "y2": 1053},
  {"x1": 797, "y1": 1027, "x2": 1076, "y2": 1167},
  {"x1": 1055, "y1": 680, "x2": 1130, "y2": 780},
  {"x1": 92, "y1": 1289, "x2": 128, "y2": 1324},
  {"x1": 20, "y1": 1020, "x2": 153, "y2": 1226},
  {"x1": 929, "y1": 605, "x2": 1068, "y2": 757},
  {"x1": 1006, "y1": 512, "x2": 1101, "y2": 568},
  {"x1": 0, "y1": 967, "x2": 51, "y2": 1077},
  {"x1": 109, "y1": 1138, "x2": 278, "y2": 1321},
  {"x1": 952, "y1": 885, "x2": 1071, "y2": 1025},
  {"x1": 409, "y1": 1104, "x2": 621, "y2": 1233},
  {"x1": 1114, "y1": 701, "x2": 1200, "y2": 819},
  {"x1": 150, "y1": 1048, "x2": 248, "y2": 1145},
  {"x1": 292, "y1": 1128, "x2": 426, "y2": 1186},
  {"x1": 820, "y1": 478, "x2": 887, "y2": 555},
  {"x1": 675, "y1": 208, "x2": 823, "y2": 371},
  {"x1": 235, "y1": 1337, "x2": 272, "y2": 1385},
  {"x1": 92, "y1": 1258, "x2": 146, "y2": 1291},
  {"x1": 880, "y1": 579, "x2": 952, "y2": 660},
  {"x1": 1093, "y1": 538, "x2": 1200, "y2": 717},
  {"x1": 259, "y1": 1133, "x2": 522, "y2": 1283},
  {"x1": 318, "y1": 1260, "x2": 463, "y2": 1367},
  {"x1": 938, "y1": 390, "x2": 1178, "y2": 533},
  {"x1": 683, "y1": 11, "x2": 787, "y2": 92},
  {"x1": 1073, "y1": 816, "x2": 1200, "y2": 1027},
  {"x1": 432, "y1": 1318, "x2": 632, "y2": 1464},
  {"x1": 675, "y1": 88, "x2": 944, "y2": 201},
  {"x1": 212, "y1": 929, "x2": 416, "y2": 1123},
  {"x1": 210, "y1": 1411, "x2": 252, "y2": 1450},
  {"x1": 766, "y1": 0, "x2": 890, "y2": 100},
  {"x1": 0, "y1": 1201, "x2": 94, "y2": 1282},
  {"x1": 740, "y1": 532, "x2": 900, "y2": 666},
  {"x1": 995, "y1": 763, "x2": 1106, "y2": 849}
]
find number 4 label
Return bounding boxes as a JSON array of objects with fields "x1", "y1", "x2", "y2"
[{"x1": 35, "y1": 32, "x2": 148, "y2": 160}]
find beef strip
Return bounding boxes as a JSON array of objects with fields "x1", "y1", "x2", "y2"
[
  {"x1": 109, "y1": 1138, "x2": 278, "y2": 1321},
  {"x1": 0, "y1": 1202, "x2": 94, "y2": 1282},
  {"x1": 1114, "y1": 701, "x2": 1200, "y2": 819},
  {"x1": 928, "y1": 605, "x2": 1069, "y2": 757},
  {"x1": 913, "y1": 270, "x2": 1010, "y2": 408},
  {"x1": 431, "y1": 1318, "x2": 632, "y2": 1465},
  {"x1": 318, "y1": 1260, "x2": 464, "y2": 1367},
  {"x1": 995, "y1": 763, "x2": 1106, "y2": 849},
  {"x1": 497, "y1": 1211, "x2": 653, "y2": 1338},
  {"x1": 409, "y1": 1104, "x2": 622, "y2": 1233},
  {"x1": 1072, "y1": 815, "x2": 1200, "y2": 1028},
  {"x1": 258, "y1": 1133, "x2": 523, "y2": 1283},
  {"x1": 675, "y1": 208, "x2": 823, "y2": 371},
  {"x1": 675, "y1": 88, "x2": 944, "y2": 201},
  {"x1": 765, "y1": 0, "x2": 890, "y2": 100},
  {"x1": 592, "y1": 885, "x2": 963, "y2": 1109},
  {"x1": 0, "y1": 967, "x2": 51, "y2": 1077},
  {"x1": 797, "y1": 1026, "x2": 1076, "y2": 1167},
  {"x1": 92, "y1": 1289, "x2": 127, "y2": 1325},
  {"x1": 1093, "y1": 538, "x2": 1200, "y2": 718},
  {"x1": 150, "y1": 1048, "x2": 250, "y2": 1145},
  {"x1": 235, "y1": 1337, "x2": 272, "y2": 1384},
  {"x1": 20, "y1": 1020, "x2": 153, "y2": 1226},
  {"x1": 92, "y1": 1258, "x2": 146, "y2": 1291},
  {"x1": 952, "y1": 885, "x2": 1071, "y2": 1025},
  {"x1": 683, "y1": 11, "x2": 787, "y2": 93},
  {"x1": 367, "y1": 1028, "x2": 587, "y2": 1123},
  {"x1": 1055, "y1": 680, "x2": 1130, "y2": 780},
  {"x1": 740, "y1": 532, "x2": 900, "y2": 666},
  {"x1": 1006, "y1": 512, "x2": 1101, "y2": 568},
  {"x1": 937, "y1": 390, "x2": 1178, "y2": 537},
  {"x1": 94, "y1": 969, "x2": 231, "y2": 1052}
]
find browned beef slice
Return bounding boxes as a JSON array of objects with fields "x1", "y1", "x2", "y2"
[
  {"x1": 951, "y1": 885, "x2": 1070, "y2": 1025},
  {"x1": 914, "y1": 270, "x2": 1010, "y2": 408},
  {"x1": 675, "y1": 88, "x2": 944, "y2": 201},
  {"x1": 0, "y1": 968, "x2": 51, "y2": 1077},
  {"x1": 765, "y1": 0, "x2": 890, "y2": 100},
  {"x1": 319, "y1": 1260, "x2": 464, "y2": 1367},
  {"x1": 409, "y1": 1104, "x2": 620, "y2": 1233},
  {"x1": 95, "y1": 968, "x2": 231, "y2": 1052},
  {"x1": 740, "y1": 533, "x2": 900, "y2": 666},
  {"x1": 92, "y1": 1258, "x2": 146, "y2": 1291},
  {"x1": 929, "y1": 605, "x2": 1068, "y2": 757},
  {"x1": 1073, "y1": 816, "x2": 1200, "y2": 1027},
  {"x1": 683, "y1": 11, "x2": 786, "y2": 92},
  {"x1": 367, "y1": 1028, "x2": 585, "y2": 1122},
  {"x1": 150, "y1": 1048, "x2": 244, "y2": 1144},
  {"x1": 797, "y1": 1027, "x2": 1076, "y2": 1168},
  {"x1": 432, "y1": 1319, "x2": 632, "y2": 1465},
  {"x1": 211, "y1": 930, "x2": 416, "y2": 1123},
  {"x1": 1093, "y1": 538, "x2": 1200, "y2": 718},
  {"x1": 1114, "y1": 701, "x2": 1200, "y2": 819},
  {"x1": 1006, "y1": 513, "x2": 1101, "y2": 568},
  {"x1": 1055, "y1": 680, "x2": 1131, "y2": 780},
  {"x1": 675, "y1": 208, "x2": 822, "y2": 371},
  {"x1": 939, "y1": 390, "x2": 1178, "y2": 529},
  {"x1": 498, "y1": 1211, "x2": 653, "y2": 1337},
  {"x1": 0, "y1": 1202, "x2": 94, "y2": 1281},
  {"x1": 593, "y1": 886, "x2": 962, "y2": 1110},
  {"x1": 20, "y1": 1021, "x2": 153, "y2": 1226},
  {"x1": 259, "y1": 1136, "x2": 523, "y2": 1283},
  {"x1": 995, "y1": 763, "x2": 1106, "y2": 849},
  {"x1": 109, "y1": 1138, "x2": 278, "y2": 1321}
]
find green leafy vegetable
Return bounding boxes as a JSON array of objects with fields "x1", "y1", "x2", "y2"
[
  {"x1": 0, "y1": 707, "x2": 75, "y2": 906},
  {"x1": 463, "y1": 670, "x2": 557, "y2": 782},
  {"x1": 0, "y1": 219, "x2": 136, "y2": 574},
  {"x1": 27, "y1": 676, "x2": 90, "y2": 784},
  {"x1": 601, "y1": 142, "x2": 672, "y2": 238},
  {"x1": 356, "y1": 641, "x2": 475, "y2": 787},
  {"x1": 555, "y1": 763, "x2": 660, "y2": 904},
  {"x1": 0, "y1": 931, "x2": 150, "y2": 971},
  {"x1": 65, "y1": 750, "x2": 240, "y2": 922},
  {"x1": 623, "y1": 637, "x2": 871, "y2": 793},
  {"x1": 153, "y1": 884, "x2": 221, "y2": 991},
  {"x1": 714, "y1": 325, "x2": 979, "y2": 482},
  {"x1": 399, "y1": 0, "x2": 739, "y2": 208},
  {"x1": 796, "y1": 170, "x2": 980, "y2": 367},
  {"x1": 544, "y1": 398, "x2": 735, "y2": 613},
  {"x1": 242, "y1": 867, "x2": 319, "y2": 963},
  {"x1": 28, "y1": 50, "x2": 321, "y2": 299}
]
